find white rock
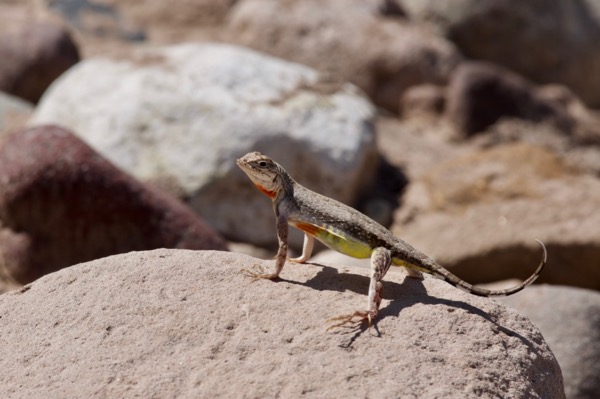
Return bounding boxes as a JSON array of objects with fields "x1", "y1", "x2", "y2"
[{"x1": 31, "y1": 43, "x2": 377, "y2": 246}]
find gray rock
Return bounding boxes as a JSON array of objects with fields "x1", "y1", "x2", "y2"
[
  {"x1": 225, "y1": 0, "x2": 461, "y2": 112},
  {"x1": 0, "y1": 125, "x2": 227, "y2": 284},
  {"x1": 30, "y1": 43, "x2": 378, "y2": 247},
  {"x1": 0, "y1": 249, "x2": 564, "y2": 398},
  {"x1": 501, "y1": 285, "x2": 600, "y2": 399},
  {"x1": 398, "y1": 0, "x2": 600, "y2": 108}
]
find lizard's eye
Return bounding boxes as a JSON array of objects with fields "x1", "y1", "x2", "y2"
[{"x1": 258, "y1": 161, "x2": 267, "y2": 167}]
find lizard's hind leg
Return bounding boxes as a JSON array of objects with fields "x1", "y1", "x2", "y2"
[
  {"x1": 289, "y1": 233, "x2": 315, "y2": 263},
  {"x1": 327, "y1": 247, "x2": 392, "y2": 331}
]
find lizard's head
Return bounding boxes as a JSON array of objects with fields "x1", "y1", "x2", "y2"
[{"x1": 237, "y1": 152, "x2": 283, "y2": 198}]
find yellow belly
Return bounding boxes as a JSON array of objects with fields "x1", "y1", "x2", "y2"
[{"x1": 290, "y1": 221, "x2": 373, "y2": 259}]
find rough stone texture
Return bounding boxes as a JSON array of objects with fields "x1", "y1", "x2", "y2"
[
  {"x1": 376, "y1": 115, "x2": 469, "y2": 181},
  {"x1": 0, "y1": 249, "x2": 564, "y2": 398},
  {"x1": 400, "y1": 84, "x2": 446, "y2": 118},
  {"x1": 226, "y1": 0, "x2": 461, "y2": 112},
  {"x1": 475, "y1": 115, "x2": 600, "y2": 177},
  {"x1": 0, "y1": 5, "x2": 80, "y2": 103},
  {"x1": 446, "y1": 62, "x2": 572, "y2": 136},
  {"x1": 0, "y1": 91, "x2": 33, "y2": 139},
  {"x1": 0, "y1": 125, "x2": 227, "y2": 284},
  {"x1": 31, "y1": 42, "x2": 378, "y2": 247},
  {"x1": 501, "y1": 285, "x2": 600, "y2": 399},
  {"x1": 397, "y1": 0, "x2": 600, "y2": 108},
  {"x1": 99, "y1": 0, "x2": 237, "y2": 28},
  {"x1": 393, "y1": 143, "x2": 600, "y2": 290},
  {"x1": 45, "y1": 0, "x2": 146, "y2": 43}
]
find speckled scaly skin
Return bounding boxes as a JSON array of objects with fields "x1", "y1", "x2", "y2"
[{"x1": 237, "y1": 152, "x2": 547, "y2": 328}]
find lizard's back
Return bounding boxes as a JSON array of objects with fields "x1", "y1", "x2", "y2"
[{"x1": 285, "y1": 183, "x2": 431, "y2": 268}]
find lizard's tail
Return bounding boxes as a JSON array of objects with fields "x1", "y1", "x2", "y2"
[{"x1": 433, "y1": 240, "x2": 547, "y2": 297}]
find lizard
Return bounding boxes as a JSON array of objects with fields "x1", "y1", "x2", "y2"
[{"x1": 236, "y1": 151, "x2": 547, "y2": 329}]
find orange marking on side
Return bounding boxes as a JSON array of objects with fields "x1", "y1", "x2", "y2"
[
  {"x1": 294, "y1": 222, "x2": 321, "y2": 236},
  {"x1": 254, "y1": 183, "x2": 276, "y2": 198}
]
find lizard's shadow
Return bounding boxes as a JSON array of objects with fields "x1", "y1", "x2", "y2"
[{"x1": 284, "y1": 262, "x2": 536, "y2": 349}]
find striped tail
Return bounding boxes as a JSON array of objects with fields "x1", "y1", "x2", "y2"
[{"x1": 431, "y1": 240, "x2": 547, "y2": 297}]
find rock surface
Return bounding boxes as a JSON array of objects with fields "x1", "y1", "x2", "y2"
[
  {"x1": 0, "y1": 125, "x2": 227, "y2": 284},
  {"x1": 0, "y1": 91, "x2": 33, "y2": 138},
  {"x1": 445, "y1": 62, "x2": 571, "y2": 136},
  {"x1": 394, "y1": 143, "x2": 600, "y2": 290},
  {"x1": 0, "y1": 249, "x2": 564, "y2": 398},
  {"x1": 398, "y1": 0, "x2": 600, "y2": 108},
  {"x1": 226, "y1": 0, "x2": 461, "y2": 112},
  {"x1": 501, "y1": 285, "x2": 600, "y2": 399},
  {"x1": 31, "y1": 42, "x2": 378, "y2": 247},
  {"x1": 0, "y1": 5, "x2": 80, "y2": 103}
]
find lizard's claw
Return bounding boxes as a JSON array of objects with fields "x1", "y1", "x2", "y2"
[
  {"x1": 240, "y1": 264, "x2": 279, "y2": 281},
  {"x1": 325, "y1": 310, "x2": 375, "y2": 332}
]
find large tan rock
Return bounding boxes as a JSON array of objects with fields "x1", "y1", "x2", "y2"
[
  {"x1": 0, "y1": 250, "x2": 564, "y2": 398},
  {"x1": 394, "y1": 143, "x2": 600, "y2": 290}
]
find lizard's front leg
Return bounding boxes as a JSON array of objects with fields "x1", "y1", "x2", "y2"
[
  {"x1": 242, "y1": 214, "x2": 288, "y2": 280},
  {"x1": 327, "y1": 247, "x2": 392, "y2": 331},
  {"x1": 288, "y1": 233, "x2": 315, "y2": 263}
]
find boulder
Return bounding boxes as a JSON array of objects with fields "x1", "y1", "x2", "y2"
[
  {"x1": 445, "y1": 62, "x2": 572, "y2": 136},
  {"x1": 0, "y1": 5, "x2": 80, "y2": 103},
  {"x1": 393, "y1": 143, "x2": 600, "y2": 290},
  {"x1": 398, "y1": 0, "x2": 600, "y2": 108},
  {"x1": 225, "y1": 0, "x2": 461, "y2": 112},
  {"x1": 0, "y1": 125, "x2": 227, "y2": 284},
  {"x1": 501, "y1": 285, "x2": 600, "y2": 399},
  {"x1": 31, "y1": 43, "x2": 378, "y2": 247},
  {"x1": 0, "y1": 249, "x2": 564, "y2": 398},
  {"x1": 474, "y1": 109, "x2": 600, "y2": 177}
]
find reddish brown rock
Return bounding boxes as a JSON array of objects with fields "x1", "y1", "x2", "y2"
[
  {"x1": 0, "y1": 6, "x2": 80, "y2": 103},
  {"x1": 446, "y1": 62, "x2": 572, "y2": 136},
  {"x1": 0, "y1": 125, "x2": 227, "y2": 284}
]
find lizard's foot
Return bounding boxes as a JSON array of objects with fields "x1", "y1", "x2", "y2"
[
  {"x1": 240, "y1": 264, "x2": 279, "y2": 281},
  {"x1": 326, "y1": 310, "x2": 376, "y2": 332},
  {"x1": 287, "y1": 255, "x2": 307, "y2": 264}
]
